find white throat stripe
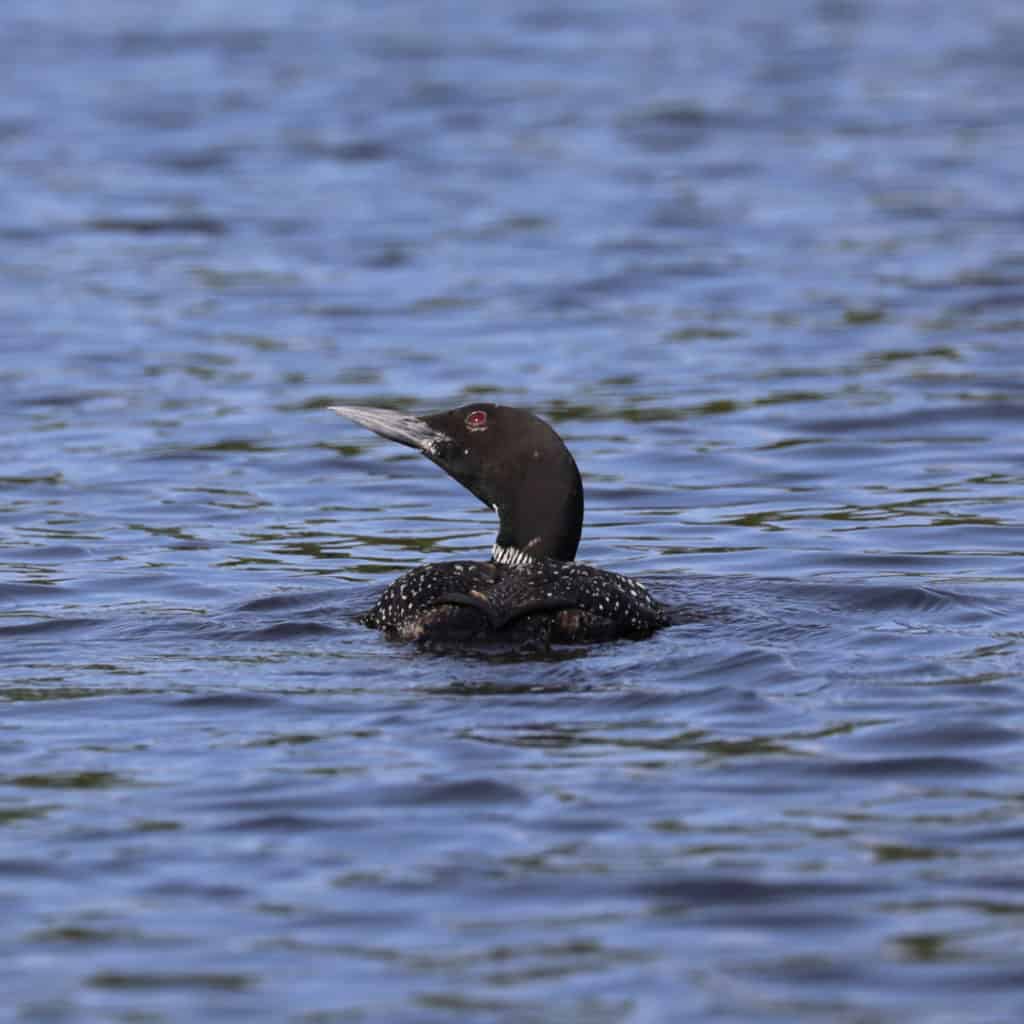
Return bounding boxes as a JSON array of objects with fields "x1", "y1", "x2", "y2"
[{"x1": 491, "y1": 543, "x2": 536, "y2": 567}]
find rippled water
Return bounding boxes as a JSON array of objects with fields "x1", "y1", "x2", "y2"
[{"x1": 4, "y1": 1, "x2": 1024, "y2": 1021}]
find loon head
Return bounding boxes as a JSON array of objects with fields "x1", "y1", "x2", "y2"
[{"x1": 329, "y1": 403, "x2": 584, "y2": 563}]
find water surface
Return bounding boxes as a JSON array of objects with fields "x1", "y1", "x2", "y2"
[{"x1": 3, "y1": 2, "x2": 1024, "y2": 1021}]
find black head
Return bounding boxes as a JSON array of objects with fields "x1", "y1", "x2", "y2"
[{"x1": 330, "y1": 403, "x2": 584, "y2": 562}]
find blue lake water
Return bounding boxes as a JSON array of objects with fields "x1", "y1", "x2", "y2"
[{"x1": 3, "y1": 1, "x2": 1024, "y2": 1021}]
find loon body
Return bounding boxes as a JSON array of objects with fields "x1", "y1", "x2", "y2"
[{"x1": 330, "y1": 403, "x2": 668, "y2": 644}]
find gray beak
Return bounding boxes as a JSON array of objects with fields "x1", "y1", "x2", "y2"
[{"x1": 328, "y1": 405, "x2": 447, "y2": 454}]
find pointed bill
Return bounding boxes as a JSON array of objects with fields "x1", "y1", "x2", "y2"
[{"x1": 328, "y1": 405, "x2": 448, "y2": 454}]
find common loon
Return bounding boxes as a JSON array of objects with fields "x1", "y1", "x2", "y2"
[{"x1": 330, "y1": 403, "x2": 669, "y2": 644}]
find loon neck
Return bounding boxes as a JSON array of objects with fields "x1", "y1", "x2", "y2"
[{"x1": 490, "y1": 443, "x2": 584, "y2": 562}]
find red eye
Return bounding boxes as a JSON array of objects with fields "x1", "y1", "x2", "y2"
[{"x1": 465, "y1": 409, "x2": 488, "y2": 431}]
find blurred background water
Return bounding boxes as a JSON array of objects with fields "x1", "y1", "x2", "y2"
[{"x1": 3, "y1": 1, "x2": 1024, "y2": 1021}]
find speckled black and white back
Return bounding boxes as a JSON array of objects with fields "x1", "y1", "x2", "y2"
[{"x1": 364, "y1": 558, "x2": 668, "y2": 644}]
